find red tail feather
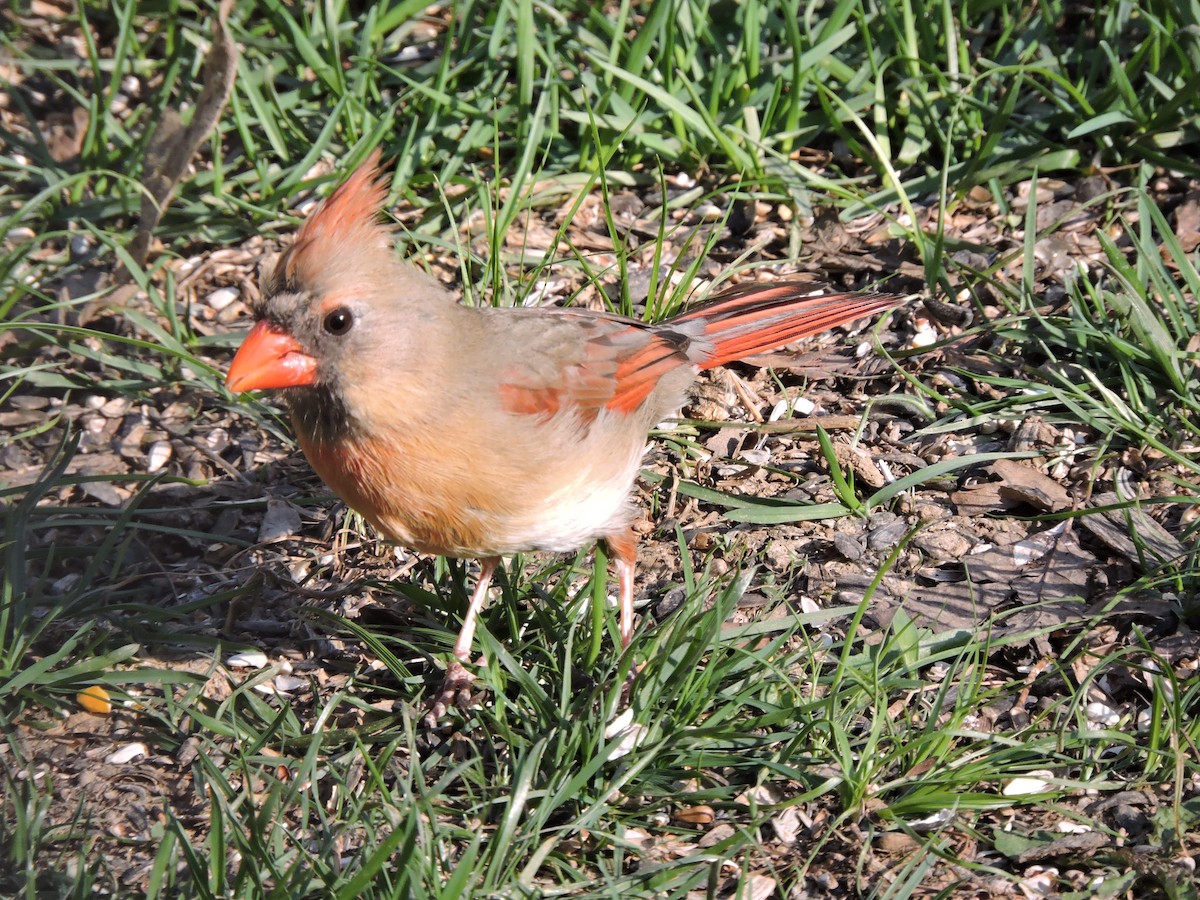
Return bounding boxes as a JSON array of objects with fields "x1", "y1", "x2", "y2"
[
  {"x1": 598, "y1": 282, "x2": 903, "y2": 415},
  {"x1": 673, "y1": 283, "x2": 903, "y2": 370}
]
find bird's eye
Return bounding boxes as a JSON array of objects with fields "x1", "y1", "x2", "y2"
[{"x1": 323, "y1": 307, "x2": 354, "y2": 336}]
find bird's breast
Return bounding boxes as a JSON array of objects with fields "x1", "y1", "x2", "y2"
[
  {"x1": 298, "y1": 429, "x2": 482, "y2": 556},
  {"x1": 294, "y1": 410, "x2": 646, "y2": 559}
]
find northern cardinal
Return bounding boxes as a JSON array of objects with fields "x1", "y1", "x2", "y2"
[{"x1": 226, "y1": 151, "x2": 902, "y2": 717}]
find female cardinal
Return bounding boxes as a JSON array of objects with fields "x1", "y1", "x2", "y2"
[{"x1": 226, "y1": 151, "x2": 902, "y2": 716}]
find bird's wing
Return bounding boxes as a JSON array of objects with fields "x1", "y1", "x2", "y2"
[
  {"x1": 489, "y1": 284, "x2": 903, "y2": 423},
  {"x1": 490, "y1": 309, "x2": 704, "y2": 423}
]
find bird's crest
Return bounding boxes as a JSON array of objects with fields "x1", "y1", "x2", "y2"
[{"x1": 276, "y1": 149, "x2": 394, "y2": 292}]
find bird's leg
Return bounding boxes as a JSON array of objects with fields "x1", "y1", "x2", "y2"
[
  {"x1": 452, "y1": 556, "x2": 499, "y2": 662},
  {"x1": 604, "y1": 530, "x2": 641, "y2": 706},
  {"x1": 426, "y1": 556, "x2": 499, "y2": 725},
  {"x1": 605, "y1": 530, "x2": 637, "y2": 649}
]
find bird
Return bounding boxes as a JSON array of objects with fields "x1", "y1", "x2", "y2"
[{"x1": 225, "y1": 150, "x2": 903, "y2": 719}]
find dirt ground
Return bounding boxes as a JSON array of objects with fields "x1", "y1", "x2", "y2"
[
  {"x1": 5, "y1": 167, "x2": 1199, "y2": 894},
  {"x1": 3, "y1": 6, "x2": 1199, "y2": 895}
]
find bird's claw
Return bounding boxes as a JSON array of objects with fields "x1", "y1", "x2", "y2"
[
  {"x1": 423, "y1": 659, "x2": 476, "y2": 729},
  {"x1": 619, "y1": 660, "x2": 643, "y2": 709}
]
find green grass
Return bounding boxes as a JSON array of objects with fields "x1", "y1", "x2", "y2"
[{"x1": 3, "y1": 0, "x2": 1200, "y2": 896}]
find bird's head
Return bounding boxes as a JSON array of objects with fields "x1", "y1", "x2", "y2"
[{"x1": 225, "y1": 149, "x2": 401, "y2": 397}]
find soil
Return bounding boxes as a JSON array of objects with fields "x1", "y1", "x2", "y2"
[{"x1": 2, "y1": 5, "x2": 1199, "y2": 897}]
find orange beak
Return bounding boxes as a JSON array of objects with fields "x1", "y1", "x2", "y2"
[{"x1": 226, "y1": 320, "x2": 319, "y2": 392}]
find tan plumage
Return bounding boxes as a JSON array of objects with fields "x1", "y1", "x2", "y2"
[{"x1": 226, "y1": 150, "x2": 903, "y2": 719}]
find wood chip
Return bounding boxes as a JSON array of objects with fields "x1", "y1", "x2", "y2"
[
  {"x1": 1078, "y1": 491, "x2": 1186, "y2": 568},
  {"x1": 992, "y1": 458, "x2": 1071, "y2": 512}
]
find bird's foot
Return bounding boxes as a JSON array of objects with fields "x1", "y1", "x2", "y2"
[
  {"x1": 619, "y1": 660, "x2": 644, "y2": 709},
  {"x1": 423, "y1": 659, "x2": 476, "y2": 729}
]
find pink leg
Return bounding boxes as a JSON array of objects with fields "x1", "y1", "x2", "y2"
[
  {"x1": 605, "y1": 530, "x2": 641, "y2": 707},
  {"x1": 453, "y1": 556, "x2": 498, "y2": 661},
  {"x1": 604, "y1": 530, "x2": 638, "y2": 648},
  {"x1": 426, "y1": 556, "x2": 499, "y2": 726}
]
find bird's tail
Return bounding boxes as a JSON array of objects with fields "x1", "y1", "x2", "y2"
[{"x1": 671, "y1": 281, "x2": 904, "y2": 370}]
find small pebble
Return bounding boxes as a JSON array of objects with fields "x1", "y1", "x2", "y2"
[
  {"x1": 605, "y1": 708, "x2": 649, "y2": 760},
  {"x1": 908, "y1": 808, "x2": 954, "y2": 832},
  {"x1": 69, "y1": 234, "x2": 93, "y2": 261},
  {"x1": 1018, "y1": 866, "x2": 1057, "y2": 898},
  {"x1": 911, "y1": 328, "x2": 937, "y2": 348},
  {"x1": 792, "y1": 396, "x2": 815, "y2": 415},
  {"x1": 739, "y1": 448, "x2": 771, "y2": 466},
  {"x1": 1003, "y1": 771, "x2": 1054, "y2": 796},
  {"x1": 1055, "y1": 820, "x2": 1092, "y2": 834},
  {"x1": 100, "y1": 397, "x2": 129, "y2": 417},
  {"x1": 107, "y1": 743, "x2": 148, "y2": 764},
  {"x1": 53, "y1": 573, "x2": 81, "y2": 594},
  {"x1": 146, "y1": 440, "x2": 172, "y2": 472},
  {"x1": 208, "y1": 287, "x2": 240, "y2": 311},
  {"x1": 1086, "y1": 701, "x2": 1120, "y2": 729},
  {"x1": 770, "y1": 395, "x2": 816, "y2": 420},
  {"x1": 226, "y1": 650, "x2": 269, "y2": 669},
  {"x1": 206, "y1": 427, "x2": 230, "y2": 452},
  {"x1": 1012, "y1": 539, "x2": 1052, "y2": 567},
  {"x1": 274, "y1": 674, "x2": 308, "y2": 693}
]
